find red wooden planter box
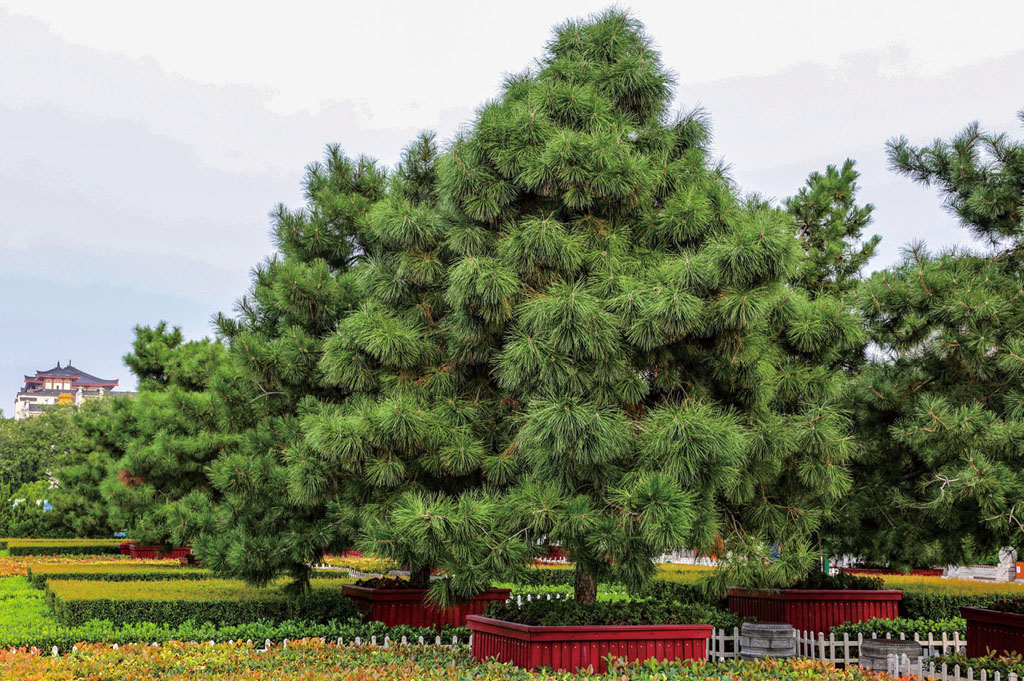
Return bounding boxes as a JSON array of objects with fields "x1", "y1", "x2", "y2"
[
  {"x1": 963, "y1": 607, "x2": 1024, "y2": 657},
  {"x1": 119, "y1": 542, "x2": 132, "y2": 555},
  {"x1": 841, "y1": 568, "x2": 943, "y2": 577},
  {"x1": 727, "y1": 588, "x2": 902, "y2": 633},
  {"x1": 467, "y1": 615, "x2": 711, "y2": 673},
  {"x1": 128, "y1": 545, "x2": 192, "y2": 560},
  {"x1": 341, "y1": 585, "x2": 510, "y2": 629}
]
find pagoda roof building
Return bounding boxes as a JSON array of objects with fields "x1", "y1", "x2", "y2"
[
  {"x1": 14, "y1": 361, "x2": 120, "y2": 420},
  {"x1": 22, "y1": 363, "x2": 118, "y2": 392}
]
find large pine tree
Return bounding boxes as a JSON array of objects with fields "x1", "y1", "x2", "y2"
[
  {"x1": 847, "y1": 112, "x2": 1024, "y2": 566},
  {"x1": 274, "y1": 9, "x2": 865, "y2": 604}
]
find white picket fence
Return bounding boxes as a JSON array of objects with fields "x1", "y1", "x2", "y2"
[
  {"x1": 795, "y1": 630, "x2": 966, "y2": 665},
  {"x1": 888, "y1": 654, "x2": 1018, "y2": 681},
  {"x1": 707, "y1": 626, "x2": 741, "y2": 660}
]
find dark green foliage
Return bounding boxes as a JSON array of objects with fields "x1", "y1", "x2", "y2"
[
  {"x1": 786, "y1": 159, "x2": 879, "y2": 300},
  {"x1": 842, "y1": 112, "x2": 1024, "y2": 567},
  {"x1": 283, "y1": 8, "x2": 865, "y2": 608},
  {"x1": 7, "y1": 543, "x2": 121, "y2": 557},
  {"x1": 986, "y1": 597, "x2": 1024, "y2": 615},
  {"x1": 831, "y1": 617, "x2": 966, "y2": 636},
  {"x1": 0, "y1": 610, "x2": 465, "y2": 652},
  {"x1": 635, "y1": 579, "x2": 722, "y2": 608},
  {"x1": 123, "y1": 322, "x2": 185, "y2": 391},
  {"x1": 484, "y1": 598, "x2": 741, "y2": 629},
  {"x1": 189, "y1": 145, "x2": 388, "y2": 589},
  {"x1": 0, "y1": 406, "x2": 79, "y2": 491},
  {"x1": 787, "y1": 571, "x2": 883, "y2": 591},
  {"x1": 900, "y1": 592, "x2": 1007, "y2": 621},
  {"x1": 101, "y1": 326, "x2": 237, "y2": 546}
]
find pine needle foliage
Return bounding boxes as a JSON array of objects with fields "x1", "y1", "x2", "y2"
[
  {"x1": 786, "y1": 159, "x2": 880, "y2": 301},
  {"x1": 841, "y1": 113, "x2": 1024, "y2": 567},
  {"x1": 291, "y1": 9, "x2": 864, "y2": 604}
]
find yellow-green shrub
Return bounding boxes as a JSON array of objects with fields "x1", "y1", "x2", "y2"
[{"x1": 46, "y1": 577, "x2": 360, "y2": 626}]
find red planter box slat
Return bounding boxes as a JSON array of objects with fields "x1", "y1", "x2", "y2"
[
  {"x1": 128, "y1": 544, "x2": 192, "y2": 560},
  {"x1": 963, "y1": 607, "x2": 1024, "y2": 657},
  {"x1": 727, "y1": 588, "x2": 902, "y2": 633},
  {"x1": 467, "y1": 615, "x2": 711, "y2": 673},
  {"x1": 841, "y1": 568, "x2": 943, "y2": 577},
  {"x1": 341, "y1": 585, "x2": 510, "y2": 629}
]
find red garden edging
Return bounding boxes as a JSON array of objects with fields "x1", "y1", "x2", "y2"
[
  {"x1": 341, "y1": 585, "x2": 510, "y2": 629},
  {"x1": 963, "y1": 607, "x2": 1024, "y2": 657},
  {"x1": 127, "y1": 544, "x2": 192, "y2": 560},
  {"x1": 840, "y1": 568, "x2": 943, "y2": 577},
  {"x1": 466, "y1": 615, "x2": 712, "y2": 673},
  {"x1": 727, "y1": 588, "x2": 902, "y2": 633}
]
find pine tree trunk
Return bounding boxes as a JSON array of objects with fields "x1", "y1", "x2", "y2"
[
  {"x1": 574, "y1": 568, "x2": 597, "y2": 605},
  {"x1": 410, "y1": 564, "x2": 431, "y2": 589}
]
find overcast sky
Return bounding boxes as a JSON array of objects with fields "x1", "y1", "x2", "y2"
[{"x1": 2, "y1": 1, "x2": 1023, "y2": 405}]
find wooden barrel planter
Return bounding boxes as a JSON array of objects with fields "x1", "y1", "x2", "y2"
[
  {"x1": 859, "y1": 639, "x2": 924, "y2": 672},
  {"x1": 738, "y1": 622, "x2": 797, "y2": 660},
  {"x1": 727, "y1": 588, "x2": 902, "y2": 633},
  {"x1": 467, "y1": 615, "x2": 711, "y2": 673},
  {"x1": 341, "y1": 585, "x2": 510, "y2": 629},
  {"x1": 963, "y1": 607, "x2": 1024, "y2": 657}
]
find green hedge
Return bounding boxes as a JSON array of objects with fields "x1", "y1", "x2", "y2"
[
  {"x1": 1, "y1": 573, "x2": 465, "y2": 651},
  {"x1": 831, "y1": 617, "x2": 966, "y2": 636},
  {"x1": 901, "y1": 591, "x2": 1007, "y2": 620},
  {"x1": 46, "y1": 577, "x2": 360, "y2": 626},
  {"x1": 4, "y1": 538, "x2": 123, "y2": 556},
  {"x1": 485, "y1": 598, "x2": 741, "y2": 629},
  {"x1": 25, "y1": 564, "x2": 353, "y2": 589}
]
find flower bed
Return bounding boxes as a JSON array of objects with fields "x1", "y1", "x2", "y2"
[
  {"x1": 0, "y1": 640, "x2": 909, "y2": 680},
  {"x1": 963, "y1": 605, "x2": 1024, "y2": 657},
  {"x1": 342, "y1": 582, "x2": 510, "y2": 629},
  {"x1": 727, "y1": 588, "x2": 901, "y2": 633},
  {"x1": 0, "y1": 555, "x2": 178, "y2": 579}
]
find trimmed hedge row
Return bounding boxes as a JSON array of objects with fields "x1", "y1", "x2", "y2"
[
  {"x1": 46, "y1": 577, "x2": 361, "y2": 626},
  {"x1": 1, "y1": 575, "x2": 466, "y2": 651},
  {"x1": 25, "y1": 563, "x2": 353, "y2": 589},
  {"x1": 831, "y1": 617, "x2": 967, "y2": 636},
  {"x1": 3, "y1": 538, "x2": 124, "y2": 557},
  {"x1": 485, "y1": 597, "x2": 742, "y2": 629}
]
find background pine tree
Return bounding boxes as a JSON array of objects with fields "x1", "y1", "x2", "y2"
[
  {"x1": 188, "y1": 148, "x2": 386, "y2": 588},
  {"x1": 786, "y1": 159, "x2": 879, "y2": 301},
  {"x1": 845, "y1": 112, "x2": 1024, "y2": 566},
  {"x1": 101, "y1": 324, "x2": 238, "y2": 546}
]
